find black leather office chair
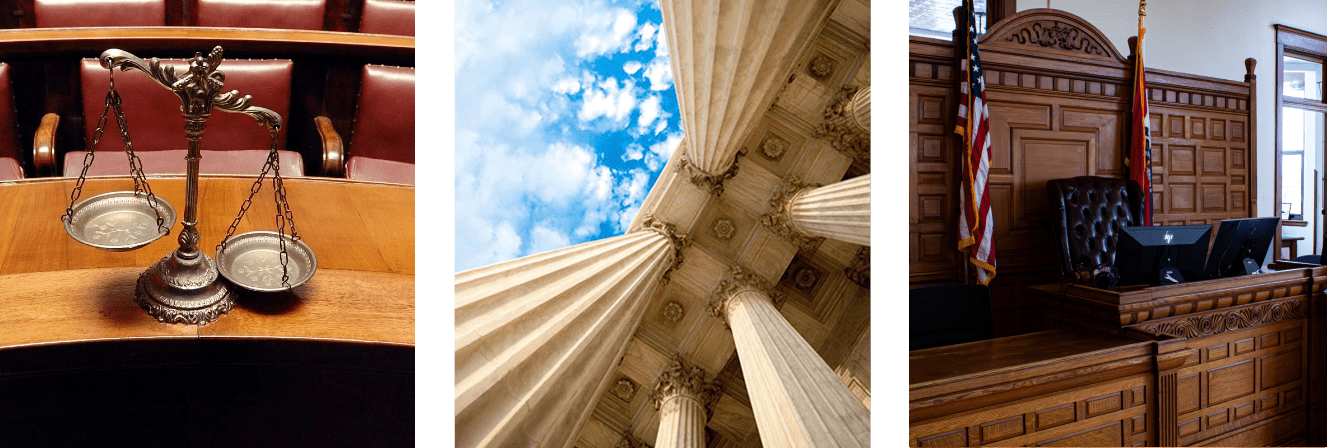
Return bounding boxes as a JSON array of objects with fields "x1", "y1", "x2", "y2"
[
  {"x1": 1292, "y1": 254, "x2": 1322, "y2": 265},
  {"x1": 909, "y1": 284, "x2": 995, "y2": 351},
  {"x1": 1046, "y1": 176, "x2": 1145, "y2": 278}
]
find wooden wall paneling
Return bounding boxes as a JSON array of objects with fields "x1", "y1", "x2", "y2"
[
  {"x1": 909, "y1": 38, "x2": 961, "y2": 285},
  {"x1": 1161, "y1": 319, "x2": 1307, "y2": 446}
]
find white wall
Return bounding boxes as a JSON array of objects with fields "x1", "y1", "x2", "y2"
[{"x1": 1018, "y1": 0, "x2": 1327, "y2": 222}]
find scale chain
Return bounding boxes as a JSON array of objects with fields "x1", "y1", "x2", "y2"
[
  {"x1": 217, "y1": 128, "x2": 295, "y2": 290},
  {"x1": 62, "y1": 69, "x2": 168, "y2": 234},
  {"x1": 61, "y1": 94, "x2": 111, "y2": 222},
  {"x1": 108, "y1": 84, "x2": 167, "y2": 233}
]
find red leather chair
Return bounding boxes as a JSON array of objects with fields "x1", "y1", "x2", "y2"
[
  {"x1": 359, "y1": 0, "x2": 413, "y2": 36},
  {"x1": 34, "y1": 0, "x2": 165, "y2": 27},
  {"x1": 197, "y1": 0, "x2": 326, "y2": 30},
  {"x1": 0, "y1": 64, "x2": 23, "y2": 181},
  {"x1": 61, "y1": 58, "x2": 303, "y2": 177},
  {"x1": 319, "y1": 64, "x2": 412, "y2": 184}
]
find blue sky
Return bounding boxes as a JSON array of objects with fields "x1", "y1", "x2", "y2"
[{"x1": 455, "y1": 0, "x2": 682, "y2": 272}]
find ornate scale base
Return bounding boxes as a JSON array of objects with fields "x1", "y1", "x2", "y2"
[{"x1": 134, "y1": 252, "x2": 235, "y2": 324}]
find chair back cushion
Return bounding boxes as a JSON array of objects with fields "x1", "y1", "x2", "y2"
[
  {"x1": 0, "y1": 158, "x2": 20, "y2": 180},
  {"x1": 359, "y1": 0, "x2": 413, "y2": 36},
  {"x1": 80, "y1": 58, "x2": 292, "y2": 153},
  {"x1": 36, "y1": 0, "x2": 165, "y2": 27},
  {"x1": 909, "y1": 284, "x2": 995, "y2": 351},
  {"x1": 349, "y1": 64, "x2": 413, "y2": 164},
  {"x1": 197, "y1": 0, "x2": 326, "y2": 30},
  {"x1": 62, "y1": 149, "x2": 303, "y2": 177},
  {"x1": 1046, "y1": 176, "x2": 1144, "y2": 276}
]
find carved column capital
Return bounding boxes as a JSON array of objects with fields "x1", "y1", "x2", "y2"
[
  {"x1": 709, "y1": 265, "x2": 783, "y2": 325},
  {"x1": 638, "y1": 215, "x2": 692, "y2": 282},
  {"x1": 812, "y1": 85, "x2": 870, "y2": 165},
  {"x1": 614, "y1": 430, "x2": 653, "y2": 448},
  {"x1": 677, "y1": 148, "x2": 744, "y2": 197},
  {"x1": 650, "y1": 354, "x2": 723, "y2": 413},
  {"x1": 760, "y1": 176, "x2": 824, "y2": 252}
]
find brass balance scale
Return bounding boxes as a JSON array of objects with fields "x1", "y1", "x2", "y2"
[{"x1": 61, "y1": 46, "x2": 316, "y2": 324}]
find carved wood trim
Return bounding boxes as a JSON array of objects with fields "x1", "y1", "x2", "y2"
[
  {"x1": 980, "y1": 8, "x2": 1128, "y2": 65},
  {"x1": 1136, "y1": 298, "x2": 1306, "y2": 339}
]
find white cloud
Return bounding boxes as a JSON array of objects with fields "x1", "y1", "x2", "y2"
[
  {"x1": 579, "y1": 77, "x2": 639, "y2": 125},
  {"x1": 634, "y1": 22, "x2": 658, "y2": 52},
  {"x1": 643, "y1": 60, "x2": 672, "y2": 91},
  {"x1": 636, "y1": 95, "x2": 669, "y2": 135},
  {"x1": 528, "y1": 224, "x2": 572, "y2": 254},
  {"x1": 645, "y1": 131, "x2": 683, "y2": 171},
  {"x1": 456, "y1": 0, "x2": 682, "y2": 271},
  {"x1": 574, "y1": 8, "x2": 638, "y2": 58},
  {"x1": 552, "y1": 77, "x2": 582, "y2": 94},
  {"x1": 623, "y1": 142, "x2": 645, "y2": 162}
]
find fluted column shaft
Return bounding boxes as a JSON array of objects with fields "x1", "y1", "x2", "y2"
[
  {"x1": 657, "y1": 393, "x2": 708, "y2": 448},
  {"x1": 789, "y1": 174, "x2": 870, "y2": 246},
  {"x1": 848, "y1": 86, "x2": 869, "y2": 134},
  {"x1": 721, "y1": 287, "x2": 869, "y2": 447},
  {"x1": 455, "y1": 230, "x2": 676, "y2": 448},
  {"x1": 661, "y1": 0, "x2": 839, "y2": 175},
  {"x1": 652, "y1": 355, "x2": 720, "y2": 448}
]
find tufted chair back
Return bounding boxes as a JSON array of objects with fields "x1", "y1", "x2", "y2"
[
  {"x1": 197, "y1": 0, "x2": 327, "y2": 30},
  {"x1": 359, "y1": 0, "x2": 413, "y2": 36},
  {"x1": 35, "y1": 0, "x2": 165, "y2": 27},
  {"x1": 66, "y1": 58, "x2": 302, "y2": 176},
  {"x1": 1046, "y1": 176, "x2": 1144, "y2": 277}
]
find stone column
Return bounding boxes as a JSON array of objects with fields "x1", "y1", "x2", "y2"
[
  {"x1": 788, "y1": 174, "x2": 869, "y2": 246},
  {"x1": 848, "y1": 86, "x2": 869, "y2": 134},
  {"x1": 651, "y1": 356, "x2": 721, "y2": 448},
  {"x1": 660, "y1": 0, "x2": 839, "y2": 176},
  {"x1": 711, "y1": 267, "x2": 869, "y2": 447},
  {"x1": 455, "y1": 217, "x2": 689, "y2": 448}
]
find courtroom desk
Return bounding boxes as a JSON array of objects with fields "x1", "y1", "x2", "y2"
[
  {"x1": 1026, "y1": 268, "x2": 1322, "y2": 447},
  {"x1": 910, "y1": 328, "x2": 1155, "y2": 447},
  {"x1": 0, "y1": 175, "x2": 413, "y2": 445},
  {"x1": 0, "y1": 27, "x2": 412, "y2": 62}
]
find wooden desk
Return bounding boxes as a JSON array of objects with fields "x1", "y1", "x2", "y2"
[
  {"x1": 0, "y1": 27, "x2": 413, "y2": 62},
  {"x1": 910, "y1": 329, "x2": 1155, "y2": 447},
  {"x1": 0, "y1": 176, "x2": 414, "y2": 443},
  {"x1": 1023, "y1": 269, "x2": 1321, "y2": 447}
]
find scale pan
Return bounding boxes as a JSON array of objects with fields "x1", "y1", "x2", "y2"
[
  {"x1": 216, "y1": 231, "x2": 317, "y2": 292},
  {"x1": 63, "y1": 191, "x2": 176, "y2": 252}
]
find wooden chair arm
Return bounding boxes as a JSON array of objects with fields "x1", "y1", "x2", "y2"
[
  {"x1": 33, "y1": 113, "x2": 58, "y2": 176},
  {"x1": 316, "y1": 116, "x2": 345, "y2": 177}
]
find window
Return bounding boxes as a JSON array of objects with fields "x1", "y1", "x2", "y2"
[
  {"x1": 1275, "y1": 26, "x2": 1327, "y2": 259},
  {"x1": 909, "y1": 0, "x2": 986, "y2": 39}
]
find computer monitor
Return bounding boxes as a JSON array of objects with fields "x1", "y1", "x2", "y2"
[
  {"x1": 1202, "y1": 217, "x2": 1281, "y2": 280},
  {"x1": 1116, "y1": 225, "x2": 1212, "y2": 287}
]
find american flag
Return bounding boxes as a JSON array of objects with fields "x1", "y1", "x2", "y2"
[
  {"x1": 1128, "y1": 0, "x2": 1154, "y2": 226},
  {"x1": 955, "y1": 0, "x2": 996, "y2": 285}
]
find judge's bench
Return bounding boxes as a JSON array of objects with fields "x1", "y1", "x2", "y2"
[{"x1": 908, "y1": 9, "x2": 1324, "y2": 447}]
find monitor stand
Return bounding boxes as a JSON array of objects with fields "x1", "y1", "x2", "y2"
[
  {"x1": 1157, "y1": 267, "x2": 1184, "y2": 286},
  {"x1": 1242, "y1": 258, "x2": 1262, "y2": 275}
]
